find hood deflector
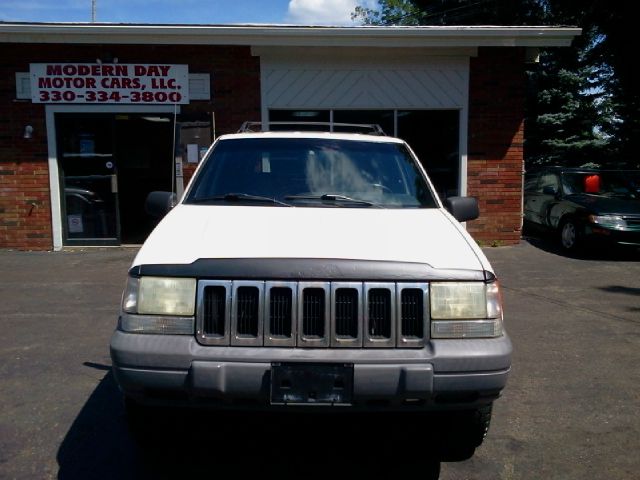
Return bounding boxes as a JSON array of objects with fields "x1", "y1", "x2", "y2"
[{"x1": 130, "y1": 258, "x2": 494, "y2": 282}]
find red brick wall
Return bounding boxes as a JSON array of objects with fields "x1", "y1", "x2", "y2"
[
  {"x1": 0, "y1": 71, "x2": 50, "y2": 250},
  {"x1": 467, "y1": 47, "x2": 526, "y2": 245},
  {"x1": 0, "y1": 43, "x2": 261, "y2": 250}
]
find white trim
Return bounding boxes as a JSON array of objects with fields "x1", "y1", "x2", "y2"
[
  {"x1": 0, "y1": 24, "x2": 580, "y2": 47},
  {"x1": 45, "y1": 104, "x2": 180, "y2": 250},
  {"x1": 45, "y1": 107, "x2": 62, "y2": 250}
]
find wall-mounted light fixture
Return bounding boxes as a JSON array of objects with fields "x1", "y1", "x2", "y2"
[
  {"x1": 23, "y1": 125, "x2": 34, "y2": 139},
  {"x1": 96, "y1": 54, "x2": 119, "y2": 64}
]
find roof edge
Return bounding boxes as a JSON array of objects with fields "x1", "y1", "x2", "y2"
[{"x1": 0, "y1": 22, "x2": 581, "y2": 48}]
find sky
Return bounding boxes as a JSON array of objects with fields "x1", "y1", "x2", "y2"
[{"x1": 0, "y1": 0, "x2": 378, "y2": 26}]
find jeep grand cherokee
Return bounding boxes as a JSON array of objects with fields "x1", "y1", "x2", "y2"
[{"x1": 110, "y1": 129, "x2": 511, "y2": 460}]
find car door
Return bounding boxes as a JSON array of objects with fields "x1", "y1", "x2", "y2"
[
  {"x1": 536, "y1": 172, "x2": 561, "y2": 228},
  {"x1": 523, "y1": 172, "x2": 541, "y2": 224},
  {"x1": 525, "y1": 171, "x2": 561, "y2": 227}
]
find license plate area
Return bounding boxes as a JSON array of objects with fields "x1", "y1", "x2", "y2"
[{"x1": 270, "y1": 363, "x2": 354, "y2": 406}]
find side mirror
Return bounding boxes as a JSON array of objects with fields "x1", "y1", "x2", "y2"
[
  {"x1": 445, "y1": 196, "x2": 479, "y2": 222},
  {"x1": 542, "y1": 185, "x2": 558, "y2": 196},
  {"x1": 145, "y1": 191, "x2": 177, "y2": 218}
]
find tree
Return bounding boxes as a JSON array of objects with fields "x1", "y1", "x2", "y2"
[{"x1": 353, "y1": 1, "x2": 634, "y2": 167}]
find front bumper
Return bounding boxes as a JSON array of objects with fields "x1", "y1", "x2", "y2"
[
  {"x1": 585, "y1": 225, "x2": 640, "y2": 246},
  {"x1": 110, "y1": 329, "x2": 511, "y2": 410}
]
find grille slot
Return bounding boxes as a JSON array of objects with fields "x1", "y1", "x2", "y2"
[
  {"x1": 368, "y1": 289, "x2": 392, "y2": 338},
  {"x1": 269, "y1": 287, "x2": 293, "y2": 337},
  {"x1": 364, "y1": 283, "x2": 396, "y2": 347},
  {"x1": 265, "y1": 282, "x2": 297, "y2": 346},
  {"x1": 231, "y1": 281, "x2": 264, "y2": 346},
  {"x1": 196, "y1": 280, "x2": 231, "y2": 345},
  {"x1": 236, "y1": 286, "x2": 259, "y2": 336},
  {"x1": 298, "y1": 282, "x2": 330, "y2": 347},
  {"x1": 303, "y1": 288, "x2": 326, "y2": 337},
  {"x1": 335, "y1": 288, "x2": 359, "y2": 338},
  {"x1": 401, "y1": 289, "x2": 424, "y2": 338},
  {"x1": 203, "y1": 286, "x2": 227, "y2": 336}
]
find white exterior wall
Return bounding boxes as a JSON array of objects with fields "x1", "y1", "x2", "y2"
[{"x1": 258, "y1": 49, "x2": 470, "y2": 110}]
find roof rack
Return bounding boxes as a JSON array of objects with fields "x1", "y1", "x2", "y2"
[{"x1": 238, "y1": 121, "x2": 387, "y2": 136}]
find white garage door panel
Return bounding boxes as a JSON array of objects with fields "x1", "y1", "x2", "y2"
[{"x1": 262, "y1": 57, "x2": 469, "y2": 109}]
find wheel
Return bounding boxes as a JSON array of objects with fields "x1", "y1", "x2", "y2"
[
  {"x1": 436, "y1": 404, "x2": 493, "y2": 462},
  {"x1": 559, "y1": 218, "x2": 582, "y2": 252}
]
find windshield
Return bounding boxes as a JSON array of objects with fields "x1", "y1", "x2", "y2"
[
  {"x1": 561, "y1": 172, "x2": 640, "y2": 199},
  {"x1": 185, "y1": 138, "x2": 438, "y2": 208}
]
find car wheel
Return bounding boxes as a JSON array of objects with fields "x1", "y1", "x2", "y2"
[
  {"x1": 436, "y1": 404, "x2": 493, "y2": 461},
  {"x1": 560, "y1": 219, "x2": 581, "y2": 252}
]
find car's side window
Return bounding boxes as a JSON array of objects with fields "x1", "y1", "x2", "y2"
[
  {"x1": 524, "y1": 173, "x2": 539, "y2": 193},
  {"x1": 537, "y1": 172, "x2": 559, "y2": 194}
]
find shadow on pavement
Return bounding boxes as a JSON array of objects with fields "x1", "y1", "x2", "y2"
[
  {"x1": 57, "y1": 371, "x2": 441, "y2": 479},
  {"x1": 523, "y1": 234, "x2": 640, "y2": 262}
]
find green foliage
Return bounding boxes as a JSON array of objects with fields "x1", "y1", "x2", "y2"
[
  {"x1": 352, "y1": 0, "x2": 637, "y2": 168},
  {"x1": 352, "y1": 0, "x2": 424, "y2": 25}
]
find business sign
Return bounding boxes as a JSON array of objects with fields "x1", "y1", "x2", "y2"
[{"x1": 30, "y1": 63, "x2": 189, "y2": 104}]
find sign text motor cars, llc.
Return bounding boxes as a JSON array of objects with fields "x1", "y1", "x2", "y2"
[{"x1": 30, "y1": 63, "x2": 190, "y2": 104}]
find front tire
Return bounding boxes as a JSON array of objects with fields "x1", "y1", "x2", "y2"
[
  {"x1": 437, "y1": 404, "x2": 493, "y2": 461},
  {"x1": 559, "y1": 218, "x2": 582, "y2": 253}
]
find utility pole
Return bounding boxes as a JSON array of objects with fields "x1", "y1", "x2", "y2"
[{"x1": 91, "y1": 0, "x2": 96, "y2": 22}]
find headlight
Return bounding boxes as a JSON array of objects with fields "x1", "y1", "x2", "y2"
[
  {"x1": 430, "y1": 281, "x2": 503, "y2": 339},
  {"x1": 588, "y1": 214, "x2": 626, "y2": 230},
  {"x1": 121, "y1": 276, "x2": 196, "y2": 316}
]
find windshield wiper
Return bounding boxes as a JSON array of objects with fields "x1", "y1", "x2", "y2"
[
  {"x1": 190, "y1": 193, "x2": 291, "y2": 206},
  {"x1": 285, "y1": 194, "x2": 384, "y2": 208}
]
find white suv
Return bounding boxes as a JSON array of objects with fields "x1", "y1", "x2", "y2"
[{"x1": 110, "y1": 129, "x2": 511, "y2": 460}]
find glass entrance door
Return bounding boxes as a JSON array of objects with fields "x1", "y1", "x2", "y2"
[{"x1": 56, "y1": 115, "x2": 120, "y2": 245}]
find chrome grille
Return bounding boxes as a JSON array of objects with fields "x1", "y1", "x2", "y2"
[
  {"x1": 236, "y1": 286, "x2": 260, "y2": 336},
  {"x1": 368, "y1": 289, "x2": 392, "y2": 338},
  {"x1": 231, "y1": 281, "x2": 263, "y2": 346},
  {"x1": 269, "y1": 287, "x2": 293, "y2": 337},
  {"x1": 331, "y1": 282, "x2": 363, "y2": 347},
  {"x1": 401, "y1": 289, "x2": 424, "y2": 338},
  {"x1": 197, "y1": 280, "x2": 231, "y2": 345},
  {"x1": 265, "y1": 281, "x2": 297, "y2": 346},
  {"x1": 298, "y1": 282, "x2": 330, "y2": 347},
  {"x1": 303, "y1": 289, "x2": 325, "y2": 337},
  {"x1": 202, "y1": 286, "x2": 227, "y2": 336},
  {"x1": 196, "y1": 280, "x2": 428, "y2": 348},
  {"x1": 335, "y1": 289, "x2": 359, "y2": 337},
  {"x1": 364, "y1": 283, "x2": 395, "y2": 347}
]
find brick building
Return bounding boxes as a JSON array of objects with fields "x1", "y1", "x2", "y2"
[{"x1": 0, "y1": 23, "x2": 578, "y2": 250}]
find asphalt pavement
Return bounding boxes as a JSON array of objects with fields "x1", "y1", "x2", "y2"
[{"x1": 0, "y1": 239, "x2": 639, "y2": 479}]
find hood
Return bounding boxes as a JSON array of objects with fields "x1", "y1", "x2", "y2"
[
  {"x1": 133, "y1": 205, "x2": 488, "y2": 272},
  {"x1": 567, "y1": 194, "x2": 640, "y2": 216}
]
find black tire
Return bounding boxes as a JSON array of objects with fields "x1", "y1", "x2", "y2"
[
  {"x1": 437, "y1": 404, "x2": 493, "y2": 462},
  {"x1": 559, "y1": 218, "x2": 582, "y2": 253}
]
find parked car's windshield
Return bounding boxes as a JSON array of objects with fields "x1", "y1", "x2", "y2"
[
  {"x1": 561, "y1": 171, "x2": 640, "y2": 199},
  {"x1": 185, "y1": 138, "x2": 438, "y2": 208}
]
